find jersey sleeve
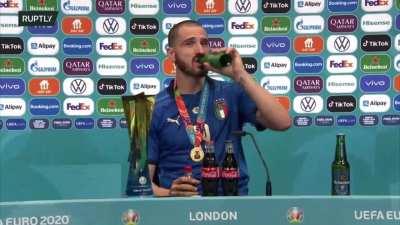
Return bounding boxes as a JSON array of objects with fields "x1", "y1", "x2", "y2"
[
  {"x1": 147, "y1": 109, "x2": 160, "y2": 165},
  {"x1": 234, "y1": 83, "x2": 266, "y2": 131}
]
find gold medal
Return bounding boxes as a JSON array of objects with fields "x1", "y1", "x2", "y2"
[{"x1": 190, "y1": 146, "x2": 204, "y2": 162}]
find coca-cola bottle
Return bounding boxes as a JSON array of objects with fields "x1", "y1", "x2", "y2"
[
  {"x1": 201, "y1": 142, "x2": 219, "y2": 196},
  {"x1": 221, "y1": 140, "x2": 239, "y2": 196}
]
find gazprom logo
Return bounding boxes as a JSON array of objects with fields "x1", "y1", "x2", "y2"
[
  {"x1": 360, "y1": 75, "x2": 390, "y2": 92},
  {"x1": 293, "y1": 56, "x2": 323, "y2": 74},
  {"x1": 294, "y1": 15, "x2": 324, "y2": 34},
  {"x1": 261, "y1": 36, "x2": 290, "y2": 54},
  {"x1": 260, "y1": 76, "x2": 290, "y2": 94},
  {"x1": 28, "y1": 57, "x2": 60, "y2": 76},
  {"x1": 61, "y1": 0, "x2": 92, "y2": 15},
  {"x1": 198, "y1": 17, "x2": 225, "y2": 34},
  {"x1": 328, "y1": 0, "x2": 358, "y2": 12},
  {"x1": 131, "y1": 58, "x2": 159, "y2": 75}
]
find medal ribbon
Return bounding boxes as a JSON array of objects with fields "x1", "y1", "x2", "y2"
[{"x1": 174, "y1": 80, "x2": 209, "y2": 148}]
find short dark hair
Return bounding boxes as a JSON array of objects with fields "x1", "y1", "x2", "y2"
[{"x1": 167, "y1": 20, "x2": 203, "y2": 47}]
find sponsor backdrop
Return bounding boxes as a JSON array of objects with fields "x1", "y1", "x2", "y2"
[{"x1": 0, "y1": 0, "x2": 399, "y2": 201}]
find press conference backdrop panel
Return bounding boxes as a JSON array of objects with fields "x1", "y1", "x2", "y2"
[{"x1": 0, "y1": 0, "x2": 399, "y2": 201}]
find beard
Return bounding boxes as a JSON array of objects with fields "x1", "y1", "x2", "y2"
[{"x1": 175, "y1": 54, "x2": 208, "y2": 78}]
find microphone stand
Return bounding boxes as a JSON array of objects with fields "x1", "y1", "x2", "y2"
[
  {"x1": 233, "y1": 131, "x2": 272, "y2": 196},
  {"x1": 246, "y1": 132, "x2": 272, "y2": 196}
]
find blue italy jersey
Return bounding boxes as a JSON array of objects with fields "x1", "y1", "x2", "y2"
[{"x1": 148, "y1": 77, "x2": 265, "y2": 195}]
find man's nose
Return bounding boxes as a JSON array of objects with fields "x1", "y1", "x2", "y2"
[{"x1": 195, "y1": 43, "x2": 206, "y2": 54}]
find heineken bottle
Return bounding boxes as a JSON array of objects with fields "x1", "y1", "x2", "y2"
[
  {"x1": 197, "y1": 52, "x2": 232, "y2": 68},
  {"x1": 331, "y1": 133, "x2": 350, "y2": 195}
]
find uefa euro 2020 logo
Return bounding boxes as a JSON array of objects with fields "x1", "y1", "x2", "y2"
[
  {"x1": 287, "y1": 207, "x2": 304, "y2": 224},
  {"x1": 122, "y1": 209, "x2": 140, "y2": 225}
]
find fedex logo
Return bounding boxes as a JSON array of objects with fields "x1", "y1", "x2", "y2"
[
  {"x1": 330, "y1": 60, "x2": 353, "y2": 68},
  {"x1": 362, "y1": 0, "x2": 392, "y2": 11},
  {"x1": 99, "y1": 42, "x2": 122, "y2": 50}
]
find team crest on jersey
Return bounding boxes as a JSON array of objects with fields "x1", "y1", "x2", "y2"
[{"x1": 214, "y1": 98, "x2": 228, "y2": 120}]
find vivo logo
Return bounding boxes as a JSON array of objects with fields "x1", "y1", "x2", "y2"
[
  {"x1": 131, "y1": 58, "x2": 159, "y2": 75},
  {"x1": 63, "y1": 78, "x2": 94, "y2": 96},
  {"x1": 293, "y1": 95, "x2": 323, "y2": 113},
  {"x1": 260, "y1": 76, "x2": 290, "y2": 94},
  {"x1": 228, "y1": 37, "x2": 258, "y2": 55},
  {"x1": 326, "y1": 55, "x2": 357, "y2": 73},
  {"x1": 360, "y1": 94, "x2": 390, "y2": 112},
  {"x1": 360, "y1": 75, "x2": 390, "y2": 92},
  {"x1": 0, "y1": 16, "x2": 23, "y2": 34},
  {"x1": 61, "y1": 0, "x2": 92, "y2": 15},
  {"x1": 0, "y1": 98, "x2": 25, "y2": 116},
  {"x1": 261, "y1": 36, "x2": 290, "y2": 54},
  {"x1": 96, "y1": 37, "x2": 127, "y2": 56},
  {"x1": 0, "y1": 78, "x2": 25, "y2": 96},
  {"x1": 129, "y1": 0, "x2": 159, "y2": 15},
  {"x1": 228, "y1": 17, "x2": 258, "y2": 35},
  {"x1": 63, "y1": 97, "x2": 94, "y2": 116},
  {"x1": 361, "y1": 13, "x2": 392, "y2": 32},
  {"x1": 96, "y1": 17, "x2": 126, "y2": 35},
  {"x1": 327, "y1": 35, "x2": 357, "y2": 53},
  {"x1": 362, "y1": 0, "x2": 393, "y2": 12},
  {"x1": 293, "y1": 56, "x2": 323, "y2": 74},
  {"x1": 96, "y1": 57, "x2": 127, "y2": 76},
  {"x1": 294, "y1": 76, "x2": 323, "y2": 93},
  {"x1": 162, "y1": 17, "x2": 189, "y2": 35},
  {"x1": 130, "y1": 77, "x2": 160, "y2": 95},
  {"x1": 326, "y1": 75, "x2": 357, "y2": 93},
  {"x1": 29, "y1": 98, "x2": 60, "y2": 116},
  {"x1": 228, "y1": 0, "x2": 258, "y2": 15},
  {"x1": 294, "y1": 0, "x2": 324, "y2": 13},
  {"x1": 328, "y1": 0, "x2": 358, "y2": 12},
  {"x1": 294, "y1": 15, "x2": 324, "y2": 34},
  {"x1": 28, "y1": 57, "x2": 60, "y2": 76},
  {"x1": 163, "y1": 0, "x2": 192, "y2": 14},
  {"x1": 261, "y1": 56, "x2": 291, "y2": 74},
  {"x1": 27, "y1": 37, "x2": 59, "y2": 55}
]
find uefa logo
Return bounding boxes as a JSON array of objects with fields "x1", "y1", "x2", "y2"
[
  {"x1": 287, "y1": 207, "x2": 304, "y2": 224},
  {"x1": 122, "y1": 209, "x2": 140, "y2": 225}
]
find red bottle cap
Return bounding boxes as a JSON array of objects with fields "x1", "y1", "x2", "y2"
[{"x1": 183, "y1": 165, "x2": 192, "y2": 174}]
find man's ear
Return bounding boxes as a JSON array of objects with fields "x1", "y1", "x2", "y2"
[{"x1": 167, "y1": 47, "x2": 176, "y2": 62}]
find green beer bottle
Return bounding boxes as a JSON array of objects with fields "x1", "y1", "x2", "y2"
[
  {"x1": 331, "y1": 134, "x2": 350, "y2": 195},
  {"x1": 197, "y1": 52, "x2": 232, "y2": 68}
]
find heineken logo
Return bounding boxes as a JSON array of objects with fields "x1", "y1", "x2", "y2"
[
  {"x1": 97, "y1": 98, "x2": 124, "y2": 115},
  {"x1": 129, "y1": 37, "x2": 159, "y2": 55},
  {"x1": 0, "y1": 58, "x2": 24, "y2": 76},
  {"x1": 27, "y1": 0, "x2": 58, "y2": 11},
  {"x1": 262, "y1": 16, "x2": 290, "y2": 33},
  {"x1": 361, "y1": 54, "x2": 390, "y2": 73}
]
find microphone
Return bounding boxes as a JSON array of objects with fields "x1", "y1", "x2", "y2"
[{"x1": 232, "y1": 131, "x2": 272, "y2": 196}]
